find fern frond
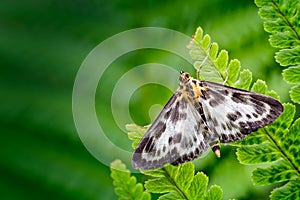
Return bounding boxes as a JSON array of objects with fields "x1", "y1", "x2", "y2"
[
  {"x1": 110, "y1": 159, "x2": 151, "y2": 200},
  {"x1": 235, "y1": 103, "x2": 300, "y2": 199},
  {"x1": 143, "y1": 162, "x2": 222, "y2": 200},
  {"x1": 255, "y1": 0, "x2": 300, "y2": 103},
  {"x1": 187, "y1": 27, "x2": 252, "y2": 90}
]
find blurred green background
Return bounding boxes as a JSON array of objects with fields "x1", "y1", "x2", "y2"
[{"x1": 1, "y1": 0, "x2": 291, "y2": 199}]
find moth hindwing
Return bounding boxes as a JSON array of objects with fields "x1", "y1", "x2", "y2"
[{"x1": 132, "y1": 71, "x2": 283, "y2": 170}]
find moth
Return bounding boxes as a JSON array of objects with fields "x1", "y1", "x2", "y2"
[{"x1": 132, "y1": 71, "x2": 283, "y2": 170}]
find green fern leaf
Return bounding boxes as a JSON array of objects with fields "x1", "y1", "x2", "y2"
[
  {"x1": 110, "y1": 159, "x2": 151, "y2": 200},
  {"x1": 282, "y1": 66, "x2": 300, "y2": 84},
  {"x1": 236, "y1": 143, "x2": 281, "y2": 164},
  {"x1": 189, "y1": 172, "x2": 208, "y2": 199},
  {"x1": 233, "y1": 69, "x2": 252, "y2": 90},
  {"x1": 144, "y1": 163, "x2": 223, "y2": 200},
  {"x1": 255, "y1": 0, "x2": 300, "y2": 51},
  {"x1": 266, "y1": 90, "x2": 281, "y2": 100},
  {"x1": 251, "y1": 79, "x2": 267, "y2": 94},
  {"x1": 252, "y1": 160, "x2": 298, "y2": 185},
  {"x1": 158, "y1": 192, "x2": 185, "y2": 200},
  {"x1": 227, "y1": 59, "x2": 241, "y2": 85},
  {"x1": 275, "y1": 47, "x2": 300, "y2": 66},
  {"x1": 290, "y1": 84, "x2": 300, "y2": 103},
  {"x1": 255, "y1": 0, "x2": 300, "y2": 104},
  {"x1": 187, "y1": 26, "x2": 252, "y2": 88},
  {"x1": 270, "y1": 179, "x2": 300, "y2": 200},
  {"x1": 205, "y1": 185, "x2": 222, "y2": 200},
  {"x1": 284, "y1": 65, "x2": 300, "y2": 103}
]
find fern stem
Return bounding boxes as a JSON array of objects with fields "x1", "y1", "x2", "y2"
[
  {"x1": 262, "y1": 128, "x2": 300, "y2": 176},
  {"x1": 271, "y1": 0, "x2": 300, "y2": 41},
  {"x1": 163, "y1": 167, "x2": 190, "y2": 199}
]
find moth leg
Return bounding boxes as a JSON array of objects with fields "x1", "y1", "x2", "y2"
[{"x1": 209, "y1": 140, "x2": 221, "y2": 158}]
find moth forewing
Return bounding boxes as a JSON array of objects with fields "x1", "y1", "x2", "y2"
[{"x1": 199, "y1": 81, "x2": 283, "y2": 144}]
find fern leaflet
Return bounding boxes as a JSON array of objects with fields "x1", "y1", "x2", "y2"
[
  {"x1": 110, "y1": 159, "x2": 151, "y2": 200},
  {"x1": 255, "y1": 0, "x2": 300, "y2": 103}
]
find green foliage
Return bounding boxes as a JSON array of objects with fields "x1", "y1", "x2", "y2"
[
  {"x1": 250, "y1": 2, "x2": 300, "y2": 197},
  {"x1": 283, "y1": 66, "x2": 300, "y2": 103},
  {"x1": 3, "y1": 0, "x2": 296, "y2": 200},
  {"x1": 110, "y1": 159, "x2": 151, "y2": 200},
  {"x1": 255, "y1": 0, "x2": 300, "y2": 103},
  {"x1": 234, "y1": 104, "x2": 300, "y2": 199},
  {"x1": 187, "y1": 27, "x2": 252, "y2": 90},
  {"x1": 143, "y1": 163, "x2": 222, "y2": 200},
  {"x1": 283, "y1": 66, "x2": 300, "y2": 84}
]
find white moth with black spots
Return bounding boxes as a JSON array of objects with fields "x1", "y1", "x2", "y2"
[{"x1": 132, "y1": 71, "x2": 283, "y2": 170}]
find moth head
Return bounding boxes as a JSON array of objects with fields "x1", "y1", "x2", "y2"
[{"x1": 179, "y1": 71, "x2": 191, "y2": 83}]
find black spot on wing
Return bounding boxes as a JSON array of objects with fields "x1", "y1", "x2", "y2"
[
  {"x1": 164, "y1": 110, "x2": 171, "y2": 119},
  {"x1": 221, "y1": 123, "x2": 227, "y2": 131},
  {"x1": 180, "y1": 98, "x2": 187, "y2": 109},
  {"x1": 133, "y1": 136, "x2": 163, "y2": 169},
  {"x1": 156, "y1": 149, "x2": 161, "y2": 157},
  {"x1": 144, "y1": 136, "x2": 155, "y2": 153},
  {"x1": 168, "y1": 136, "x2": 173, "y2": 144},
  {"x1": 163, "y1": 145, "x2": 166, "y2": 152},
  {"x1": 171, "y1": 143, "x2": 207, "y2": 166},
  {"x1": 219, "y1": 89, "x2": 229, "y2": 96},
  {"x1": 170, "y1": 148, "x2": 180, "y2": 161},
  {"x1": 249, "y1": 93, "x2": 283, "y2": 116},
  {"x1": 209, "y1": 89, "x2": 226, "y2": 102},
  {"x1": 209, "y1": 99, "x2": 219, "y2": 107},
  {"x1": 204, "y1": 89, "x2": 226, "y2": 108},
  {"x1": 227, "y1": 113, "x2": 238, "y2": 121},
  {"x1": 173, "y1": 132, "x2": 182, "y2": 143},
  {"x1": 250, "y1": 98, "x2": 265, "y2": 108},
  {"x1": 193, "y1": 135, "x2": 197, "y2": 142},
  {"x1": 155, "y1": 121, "x2": 166, "y2": 139},
  {"x1": 170, "y1": 101, "x2": 180, "y2": 123},
  {"x1": 179, "y1": 112, "x2": 187, "y2": 120},
  {"x1": 236, "y1": 111, "x2": 242, "y2": 117},
  {"x1": 231, "y1": 92, "x2": 248, "y2": 104},
  {"x1": 220, "y1": 131, "x2": 245, "y2": 143},
  {"x1": 212, "y1": 117, "x2": 219, "y2": 126},
  {"x1": 226, "y1": 122, "x2": 232, "y2": 131},
  {"x1": 201, "y1": 89, "x2": 210, "y2": 100}
]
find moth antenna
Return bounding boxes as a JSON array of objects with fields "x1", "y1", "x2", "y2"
[{"x1": 196, "y1": 44, "x2": 212, "y2": 80}]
